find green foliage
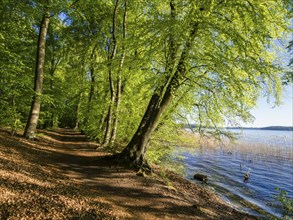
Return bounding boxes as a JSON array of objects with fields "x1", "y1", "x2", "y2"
[
  {"x1": 146, "y1": 121, "x2": 191, "y2": 174},
  {"x1": 273, "y1": 188, "x2": 293, "y2": 219},
  {"x1": 146, "y1": 142, "x2": 185, "y2": 174},
  {"x1": 0, "y1": 0, "x2": 292, "y2": 159},
  {"x1": 0, "y1": 0, "x2": 36, "y2": 129},
  {"x1": 283, "y1": 39, "x2": 293, "y2": 85}
]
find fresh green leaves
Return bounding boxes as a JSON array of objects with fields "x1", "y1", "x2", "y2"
[{"x1": 0, "y1": 0, "x2": 292, "y2": 154}]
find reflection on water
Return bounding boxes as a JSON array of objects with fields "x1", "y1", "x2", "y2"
[{"x1": 177, "y1": 129, "x2": 293, "y2": 218}]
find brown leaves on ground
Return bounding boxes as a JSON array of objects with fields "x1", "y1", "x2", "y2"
[
  {"x1": 0, "y1": 128, "x2": 259, "y2": 219},
  {"x1": 0, "y1": 129, "x2": 113, "y2": 220}
]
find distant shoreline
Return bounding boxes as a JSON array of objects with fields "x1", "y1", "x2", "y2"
[
  {"x1": 227, "y1": 126, "x2": 293, "y2": 131},
  {"x1": 185, "y1": 125, "x2": 293, "y2": 131}
]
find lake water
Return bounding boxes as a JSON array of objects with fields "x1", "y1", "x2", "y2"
[{"x1": 176, "y1": 129, "x2": 293, "y2": 218}]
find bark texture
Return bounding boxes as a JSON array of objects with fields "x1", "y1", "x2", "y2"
[{"x1": 24, "y1": 7, "x2": 50, "y2": 139}]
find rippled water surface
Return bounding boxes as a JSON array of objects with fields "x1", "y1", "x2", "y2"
[{"x1": 177, "y1": 129, "x2": 293, "y2": 218}]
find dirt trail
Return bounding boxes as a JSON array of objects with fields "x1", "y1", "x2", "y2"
[{"x1": 0, "y1": 128, "x2": 258, "y2": 219}]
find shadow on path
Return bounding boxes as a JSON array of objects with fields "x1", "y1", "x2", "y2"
[
  {"x1": 38, "y1": 129, "x2": 204, "y2": 219},
  {"x1": 0, "y1": 128, "x2": 257, "y2": 220}
]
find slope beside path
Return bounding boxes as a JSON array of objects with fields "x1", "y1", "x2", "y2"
[{"x1": 0, "y1": 128, "x2": 257, "y2": 219}]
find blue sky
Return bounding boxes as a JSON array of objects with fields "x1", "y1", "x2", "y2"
[
  {"x1": 243, "y1": 85, "x2": 293, "y2": 127},
  {"x1": 245, "y1": 33, "x2": 292, "y2": 128}
]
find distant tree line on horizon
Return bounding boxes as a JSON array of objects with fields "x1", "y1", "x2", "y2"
[{"x1": 184, "y1": 125, "x2": 293, "y2": 131}]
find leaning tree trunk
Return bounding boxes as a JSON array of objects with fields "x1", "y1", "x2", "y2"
[
  {"x1": 118, "y1": 76, "x2": 178, "y2": 166},
  {"x1": 118, "y1": 12, "x2": 198, "y2": 166},
  {"x1": 24, "y1": 7, "x2": 50, "y2": 139}
]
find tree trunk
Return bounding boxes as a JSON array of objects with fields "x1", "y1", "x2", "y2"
[
  {"x1": 24, "y1": 6, "x2": 50, "y2": 139},
  {"x1": 74, "y1": 92, "x2": 82, "y2": 130},
  {"x1": 110, "y1": 1, "x2": 127, "y2": 147},
  {"x1": 49, "y1": 59, "x2": 55, "y2": 128},
  {"x1": 11, "y1": 95, "x2": 17, "y2": 135},
  {"x1": 119, "y1": 63, "x2": 194, "y2": 166},
  {"x1": 102, "y1": 0, "x2": 119, "y2": 146},
  {"x1": 118, "y1": 77, "x2": 177, "y2": 165},
  {"x1": 88, "y1": 44, "x2": 98, "y2": 110},
  {"x1": 83, "y1": 44, "x2": 98, "y2": 128},
  {"x1": 83, "y1": 66, "x2": 95, "y2": 127},
  {"x1": 102, "y1": 91, "x2": 115, "y2": 146},
  {"x1": 118, "y1": 8, "x2": 198, "y2": 166},
  {"x1": 49, "y1": 55, "x2": 60, "y2": 128},
  {"x1": 88, "y1": 68, "x2": 95, "y2": 107},
  {"x1": 96, "y1": 107, "x2": 109, "y2": 143}
]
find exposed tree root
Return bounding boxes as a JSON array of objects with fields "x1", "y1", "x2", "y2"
[{"x1": 112, "y1": 153, "x2": 152, "y2": 175}]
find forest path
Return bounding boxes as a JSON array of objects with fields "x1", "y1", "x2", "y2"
[
  {"x1": 0, "y1": 128, "x2": 256, "y2": 219},
  {"x1": 39, "y1": 128, "x2": 201, "y2": 220}
]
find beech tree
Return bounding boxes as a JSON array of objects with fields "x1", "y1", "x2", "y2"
[
  {"x1": 117, "y1": 0, "x2": 292, "y2": 167},
  {"x1": 62, "y1": 0, "x2": 113, "y2": 135},
  {"x1": 1, "y1": 0, "x2": 291, "y2": 169},
  {"x1": 23, "y1": 0, "x2": 77, "y2": 137},
  {"x1": 23, "y1": 1, "x2": 51, "y2": 139},
  {"x1": 67, "y1": 0, "x2": 151, "y2": 146},
  {"x1": 102, "y1": 0, "x2": 128, "y2": 147},
  {"x1": 102, "y1": 0, "x2": 121, "y2": 147}
]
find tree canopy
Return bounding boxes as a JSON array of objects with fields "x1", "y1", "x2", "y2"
[{"x1": 0, "y1": 0, "x2": 292, "y2": 166}]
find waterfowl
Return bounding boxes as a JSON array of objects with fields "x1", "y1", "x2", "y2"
[
  {"x1": 243, "y1": 172, "x2": 250, "y2": 182},
  {"x1": 243, "y1": 168, "x2": 251, "y2": 182}
]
